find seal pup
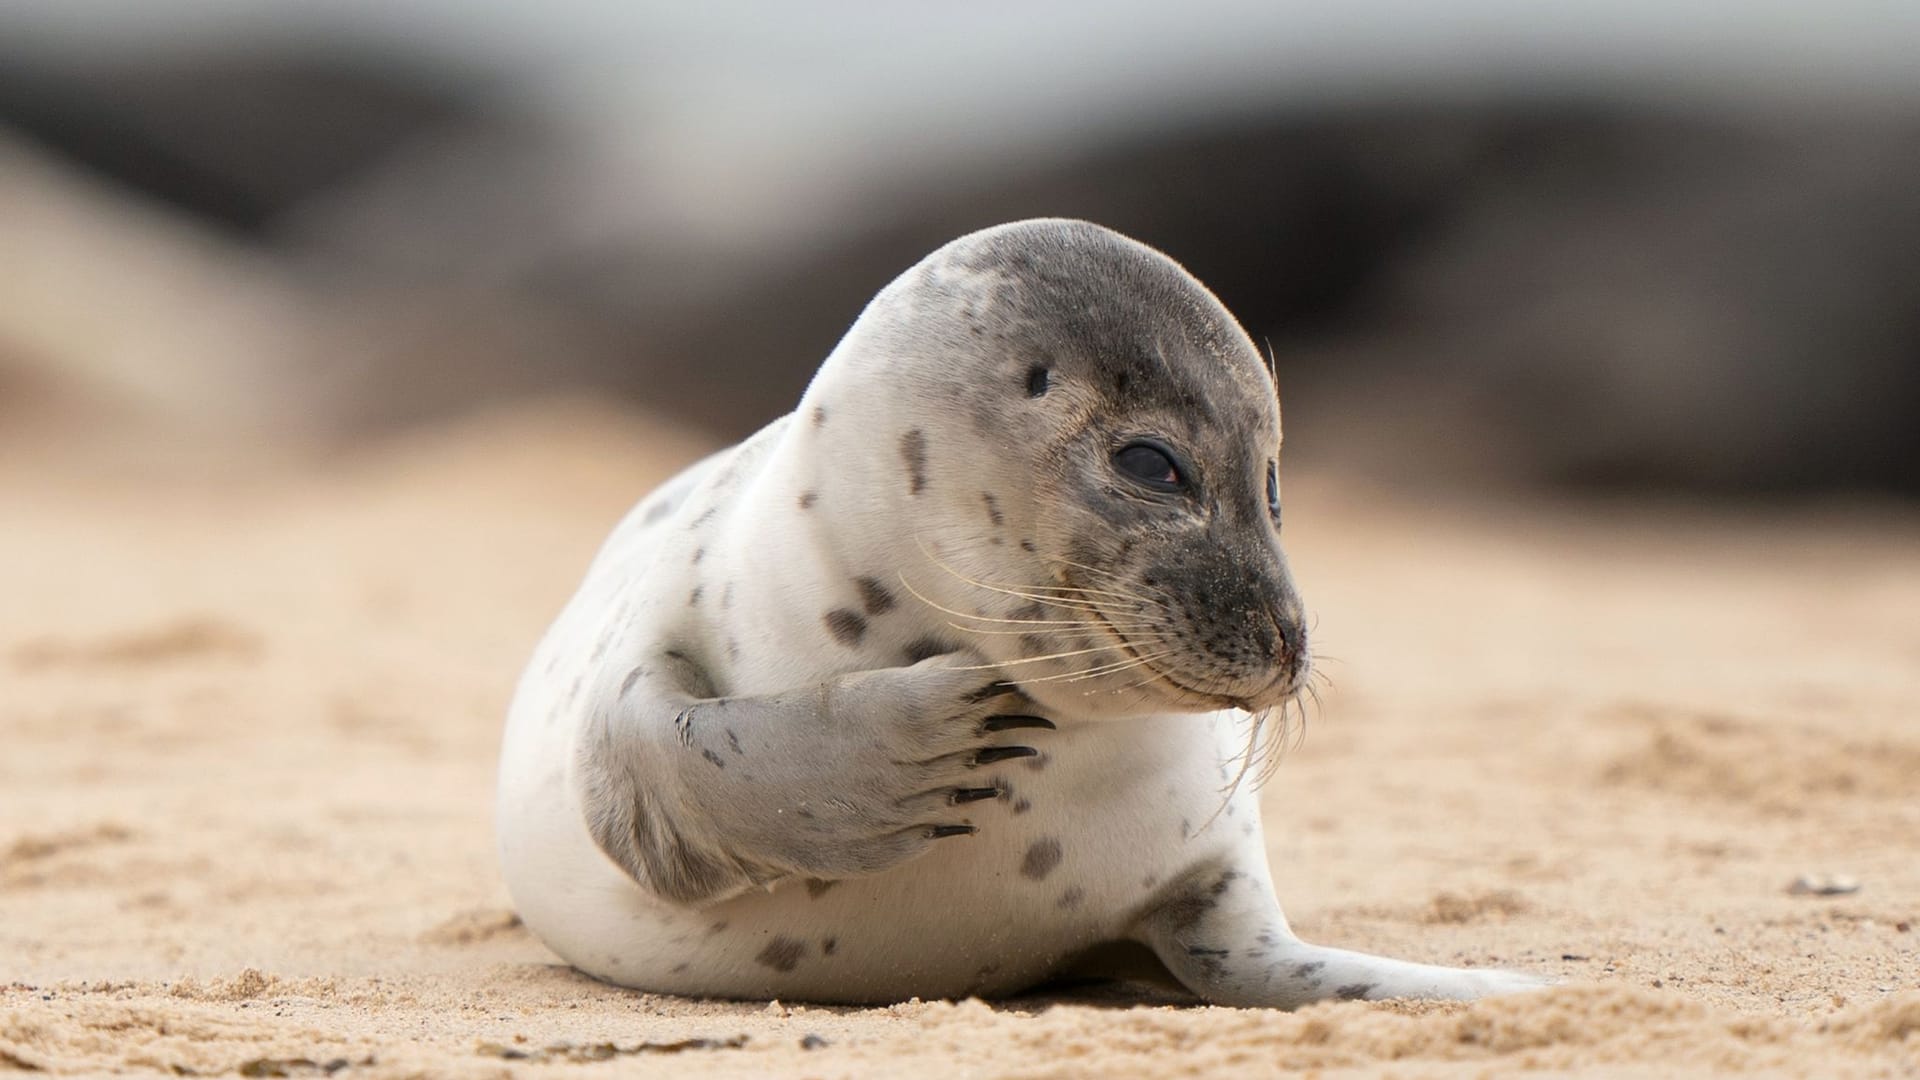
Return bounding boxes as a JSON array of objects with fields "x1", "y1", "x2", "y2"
[{"x1": 496, "y1": 219, "x2": 1546, "y2": 1006}]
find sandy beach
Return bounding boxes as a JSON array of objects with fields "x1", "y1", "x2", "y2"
[{"x1": 3, "y1": 397, "x2": 1917, "y2": 1077}]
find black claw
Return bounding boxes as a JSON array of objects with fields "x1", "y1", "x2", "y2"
[
  {"x1": 964, "y1": 679, "x2": 1020, "y2": 703},
  {"x1": 928, "y1": 824, "x2": 977, "y2": 839},
  {"x1": 973, "y1": 746, "x2": 1039, "y2": 766},
  {"x1": 950, "y1": 786, "x2": 1001, "y2": 804},
  {"x1": 982, "y1": 714, "x2": 1055, "y2": 733}
]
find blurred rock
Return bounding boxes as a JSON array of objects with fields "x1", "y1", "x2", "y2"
[{"x1": 2, "y1": 44, "x2": 1916, "y2": 493}]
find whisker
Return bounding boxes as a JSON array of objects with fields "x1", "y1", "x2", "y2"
[
  {"x1": 946, "y1": 641, "x2": 1159, "y2": 671},
  {"x1": 1016, "y1": 649, "x2": 1177, "y2": 686},
  {"x1": 1105, "y1": 664, "x2": 1175, "y2": 695},
  {"x1": 897, "y1": 575, "x2": 1147, "y2": 629},
  {"x1": 940, "y1": 621, "x2": 1158, "y2": 637},
  {"x1": 1005, "y1": 579, "x2": 1167, "y2": 604},
  {"x1": 1059, "y1": 650, "x2": 1174, "y2": 684},
  {"x1": 1034, "y1": 553, "x2": 1178, "y2": 607},
  {"x1": 915, "y1": 538, "x2": 1171, "y2": 620}
]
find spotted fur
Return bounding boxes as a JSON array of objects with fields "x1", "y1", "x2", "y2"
[{"x1": 498, "y1": 219, "x2": 1548, "y2": 1007}]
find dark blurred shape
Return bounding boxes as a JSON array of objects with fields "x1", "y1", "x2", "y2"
[
  {"x1": 0, "y1": 49, "x2": 495, "y2": 234},
  {"x1": 1, "y1": 42, "x2": 1915, "y2": 494},
  {"x1": 523, "y1": 104, "x2": 1920, "y2": 493}
]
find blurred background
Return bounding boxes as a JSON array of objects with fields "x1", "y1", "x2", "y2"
[{"x1": 3, "y1": 1, "x2": 1918, "y2": 494}]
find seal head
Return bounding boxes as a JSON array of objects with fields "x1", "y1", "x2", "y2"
[{"x1": 800, "y1": 219, "x2": 1306, "y2": 719}]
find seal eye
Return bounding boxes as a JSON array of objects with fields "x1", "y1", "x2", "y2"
[
  {"x1": 1266, "y1": 461, "x2": 1281, "y2": 523},
  {"x1": 1114, "y1": 442, "x2": 1183, "y2": 491},
  {"x1": 1025, "y1": 365, "x2": 1051, "y2": 398}
]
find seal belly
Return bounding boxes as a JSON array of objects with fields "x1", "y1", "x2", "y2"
[{"x1": 511, "y1": 708, "x2": 1249, "y2": 1003}]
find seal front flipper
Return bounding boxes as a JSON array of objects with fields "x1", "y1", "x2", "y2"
[
  {"x1": 1133, "y1": 863, "x2": 1551, "y2": 1008},
  {"x1": 575, "y1": 650, "x2": 1047, "y2": 906}
]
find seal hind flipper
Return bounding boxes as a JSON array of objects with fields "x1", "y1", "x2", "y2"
[{"x1": 1133, "y1": 862, "x2": 1550, "y2": 1008}]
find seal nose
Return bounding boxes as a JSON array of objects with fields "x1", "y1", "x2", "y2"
[{"x1": 1270, "y1": 603, "x2": 1308, "y2": 685}]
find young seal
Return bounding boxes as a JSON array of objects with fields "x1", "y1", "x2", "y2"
[{"x1": 496, "y1": 219, "x2": 1546, "y2": 1006}]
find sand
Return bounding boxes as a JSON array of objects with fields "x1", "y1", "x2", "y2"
[{"x1": 3, "y1": 397, "x2": 1917, "y2": 1078}]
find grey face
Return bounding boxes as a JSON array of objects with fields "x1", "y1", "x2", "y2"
[{"x1": 931, "y1": 222, "x2": 1309, "y2": 713}]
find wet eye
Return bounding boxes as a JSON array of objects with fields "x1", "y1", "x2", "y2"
[
  {"x1": 1025, "y1": 365, "x2": 1051, "y2": 397},
  {"x1": 1266, "y1": 461, "x2": 1282, "y2": 523},
  {"x1": 1114, "y1": 441, "x2": 1183, "y2": 491}
]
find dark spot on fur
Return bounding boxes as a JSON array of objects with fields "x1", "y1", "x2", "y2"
[
  {"x1": 981, "y1": 491, "x2": 1004, "y2": 527},
  {"x1": 1024, "y1": 752, "x2": 1049, "y2": 773},
  {"x1": 1020, "y1": 838, "x2": 1063, "y2": 880},
  {"x1": 726, "y1": 728, "x2": 744, "y2": 755},
  {"x1": 619, "y1": 666, "x2": 647, "y2": 698},
  {"x1": 900, "y1": 429, "x2": 928, "y2": 495},
  {"x1": 1336, "y1": 983, "x2": 1376, "y2": 1001},
  {"x1": 1019, "y1": 539, "x2": 1036, "y2": 553},
  {"x1": 688, "y1": 586, "x2": 704, "y2": 607},
  {"x1": 642, "y1": 499, "x2": 675, "y2": 525},
  {"x1": 690, "y1": 506, "x2": 717, "y2": 527},
  {"x1": 1012, "y1": 799, "x2": 1032, "y2": 815},
  {"x1": 1019, "y1": 634, "x2": 1047, "y2": 656},
  {"x1": 701, "y1": 748, "x2": 725, "y2": 769},
  {"x1": 1142, "y1": 873, "x2": 1159, "y2": 889},
  {"x1": 824, "y1": 608, "x2": 867, "y2": 646},
  {"x1": 1160, "y1": 882, "x2": 1220, "y2": 932},
  {"x1": 721, "y1": 582, "x2": 735, "y2": 609},
  {"x1": 671, "y1": 962, "x2": 689, "y2": 973},
  {"x1": 855, "y1": 576, "x2": 897, "y2": 615},
  {"x1": 903, "y1": 637, "x2": 951, "y2": 664},
  {"x1": 812, "y1": 405, "x2": 827, "y2": 427},
  {"x1": 1188, "y1": 944, "x2": 1231, "y2": 978},
  {"x1": 756, "y1": 936, "x2": 807, "y2": 973},
  {"x1": 1210, "y1": 871, "x2": 1241, "y2": 897},
  {"x1": 804, "y1": 879, "x2": 837, "y2": 898},
  {"x1": 1180, "y1": 819, "x2": 1192, "y2": 839},
  {"x1": 822, "y1": 937, "x2": 837, "y2": 955},
  {"x1": 798, "y1": 490, "x2": 819, "y2": 510},
  {"x1": 1293, "y1": 961, "x2": 1325, "y2": 978},
  {"x1": 1057, "y1": 886, "x2": 1085, "y2": 910},
  {"x1": 691, "y1": 546, "x2": 706, "y2": 564},
  {"x1": 708, "y1": 921, "x2": 728, "y2": 934}
]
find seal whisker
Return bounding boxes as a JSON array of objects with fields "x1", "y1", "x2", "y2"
[
  {"x1": 1107, "y1": 666, "x2": 1176, "y2": 694},
  {"x1": 942, "y1": 621, "x2": 1163, "y2": 637},
  {"x1": 923, "y1": 557, "x2": 1153, "y2": 616},
  {"x1": 898, "y1": 575, "x2": 1152, "y2": 629},
  {"x1": 1008, "y1": 579, "x2": 1172, "y2": 609},
  {"x1": 1013, "y1": 648, "x2": 1179, "y2": 686},
  {"x1": 947, "y1": 640, "x2": 1173, "y2": 671},
  {"x1": 1061, "y1": 651, "x2": 1175, "y2": 684},
  {"x1": 904, "y1": 551, "x2": 1165, "y2": 623},
  {"x1": 1036, "y1": 552, "x2": 1179, "y2": 607}
]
